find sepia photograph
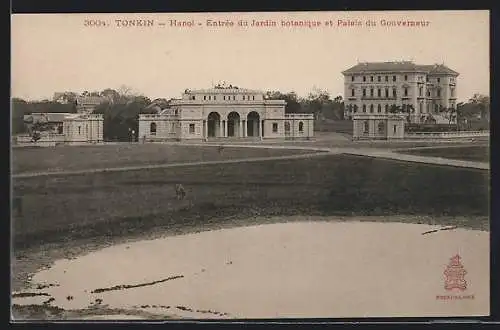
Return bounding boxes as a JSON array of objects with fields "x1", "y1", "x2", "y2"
[{"x1": 10, "y1": 10, "x2": 490, "y2": 321}]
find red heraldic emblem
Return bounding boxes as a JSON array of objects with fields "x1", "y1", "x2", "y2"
[{"x1": 444, "y1": 254, "x2": 468, "y2": 291}]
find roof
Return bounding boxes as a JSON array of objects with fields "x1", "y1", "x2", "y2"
[
  {"x1": 184, "y1": 87, "x2": 263, "y2": 94},
  {"x1": 23, "y1": 112, "x2": 99, "y2": 122},
  {"x1": 342, "y1": 62, "x2": 459, "y2": 75},
  {"x1": 76, "y1": 96, "x2": 109, "y2": 105},
  {"x1": 24, "y1": 113, "x2": 72, "y2": 122}
]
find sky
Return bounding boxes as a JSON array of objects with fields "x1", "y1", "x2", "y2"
[{"x1": 11, "y1": 10, "x2": 489, "y2": 103}]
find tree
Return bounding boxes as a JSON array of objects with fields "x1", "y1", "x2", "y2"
[
  {"x1": 438, "y1": 105, "x2": 458, "y2": 126},
  {"x1": 100, "y1": 89, "x2": 121, "y2": 103},
  {"x1": 265, "y1": 91, "x2": 302, "y2": 113},
  {"x1": 469, "y1": 94, "x2": 490, "y2": 120},
  {"x1": 305, "y1": 88, "x2": 331, "y2": 120}
]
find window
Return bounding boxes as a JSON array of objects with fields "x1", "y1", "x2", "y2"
[
  {"x1": 419, "y1": 87, "x2": 423, "y2": 97},
  {"x1": 419, "y1": 102, "x2": 423, "y2": 113},
  {"x1": 209, "y1": 95, "x2": 212, "y2": 100},
  {"x1": 243, "y1": 95, "x2": 245, "y2": 100},
  {"x1": 353, "y1": 105, "x2": 358, "y2": 113},
  {"x1": 434, "y1": 104, "x2": 439, "y2": 113},
  {"x1": 378, "y1": 122, "x2": 385, "y2": 134},
  {"x1": 351, "y1": 89, "x2": 355, "y2": 97},
  {"x1": 393, "y1": 88, "x2": 397, "y2": 97},
  {"x1": 437, "y1": 78, "x2": 440, "y2": 83},
  {"x1": 370, "y1": 104, "x2": 374, "y2": 113},
  {"x1": 426, "y1": 76, "x2": 429, "y2": 82},
  {"x1": 189, "y1": 124, "x2": 195, "y2": 134},
  {"x1": 377, "y1": 89, "x2": 381, "y2": 97},
  {"x1": 377, "y1": 104, "x2": 382, "y2": 113},
  {"x1": 404, "y1": 75, "x2": 408, "y2": 81},
  {"x1": 58, "y1": 125, "x2": 63, "y2": 134},
  {"x1": 437, "y1": 89, "x2": 441, "y2": 97},
  {"x1": 204, "y1": 95, "x2": 207, "y2": 100},
  {"x1": 351, "y1": 76, "x2": 355, "y2": 82},
  {"x1": 191, "y1": 95, "x2": 195, "y2": 100},
  {"x1": 233, "y1": 96, "x2": 235, "y2": 100},
  {"x1": 385, "y1": 76, "x2": 388, "y2": 82},
  {"x1": 362, "y1": 105, "x2": 367, "y2": 113},
  {"x1": 385, "y1": 104, "x2": 389, "y2": 113},
  {"x1": 393, "y1": 125, "x2": 397, "y2": 134},
  {"x1": 253, "y1": 95, "x2": 255, "y2": 100},
  {"x1": 223, "y1": 96, "x2": 226, "y2": 100},
  {"x1": 385, "y1": 88, "x2": 389, "y2": 98},
  {"x1": 362, "y1": 88, "x2": 366, "y2": 97},
  {"x1": 363, "y1": 121, "x2": 369, "y2": 134},
  {"x1": 285, "y1": 122, "x2": 290, "y2": 132},
  {"x1": 393, "y1": 76, "x2": 396, "y2": 82},
  {"x1": 378, "y1": 76, "x2": 381, "y2": 82},
  {"x1": 78, "y1": 126, "x2": 81, "y2": 135},
  {"x1": 427, "y1": 90, "x2": 431, "y2": 97},
  {"x1": 272, "y1": 123, "x2": 278, "y2": 133},
  {"x1": 450, "y1": 88, "x2": 455, "y2": 97},
  {"x1": 298, "y1": 122, "x2": 304, "y2": 132},
  {"x1": 363, "y1": 76, "x2": 366, "y2": 82},
  {"x1": 370, "y1": 76, "x2": 374, "y2": 82},
  {"x1": 370, "y1": 88, "x2": 374, "y2": 97},
  {"x1": 404, "y1": 88, "x2": 408, "y2": 97},
  {"x1": 150, "y1": 122, "x2": 157, "y2": 135},
  {"x1": 214, "y1": 96, "x2": 216, "y2": 100}
]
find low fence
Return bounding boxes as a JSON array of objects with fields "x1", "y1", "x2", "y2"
[
  {"x1": 13, "y1": 134, "x2": 103, "y2": 147},
  {"x1": 404, "y1": 130, "x2": 489, "y2": 139}
]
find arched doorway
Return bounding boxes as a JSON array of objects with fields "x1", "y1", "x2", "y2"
[
  {"x1": 247, "y1": 111, "x2": 260, "y2": 137},
  {"x1": 207, "y1": 112, "x2": 221, "y2": 138},
  {"x1": 227, "y1": 112, "x2": 241, "y2": 137}
]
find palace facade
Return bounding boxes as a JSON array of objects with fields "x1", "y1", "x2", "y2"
[
  {"x1": 138, "y1": 86, "x2": 314, "y2": 141},
  {"x1": 342, "y1": 61, "x2": 459, "y2": 123}
]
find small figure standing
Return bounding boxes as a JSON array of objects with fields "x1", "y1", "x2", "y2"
[
  {"x1": 175, "y1": 184, "x2": 186, "y2": 200},
  {"x1": 218, "y1": 145, "x2": 224, "y2": 155}
]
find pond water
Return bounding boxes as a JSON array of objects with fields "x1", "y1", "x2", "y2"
[{"x1": 12, "y1": 219, "x2": 489, "y2": 319}]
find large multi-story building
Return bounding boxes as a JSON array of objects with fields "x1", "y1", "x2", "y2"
[
  {"x1": 138, "y1": 85, "x2": 314, "y2": 141},
  {"x1": 342, "y1": 61, "x2": 459, "y2": 123}
]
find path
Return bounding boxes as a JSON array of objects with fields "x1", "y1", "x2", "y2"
[
  {"x1": 342, "y1": 148, "x2": 489, "y2": 170},
  {"x1": 12, "y1": 143, "x2": 489, "y2": 179},
  {"x1": 12, "y1": 150, "x2": 335, "y2": 179}
]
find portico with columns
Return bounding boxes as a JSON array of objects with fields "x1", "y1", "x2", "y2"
[{"x1": 139, "y1": 85, "x2": 314, "y2": 141}]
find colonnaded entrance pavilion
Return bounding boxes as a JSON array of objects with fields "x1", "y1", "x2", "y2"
[{"x1": 138, "y1": 85, "x2": 314, "y2": 141}]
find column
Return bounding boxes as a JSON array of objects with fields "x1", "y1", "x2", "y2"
[
  {"x1": 223, "y1": 120, "x2": 227, "y2": 137},
  {"x1": 242, "y1": 120, "x2": 247, "y2": 137},
  {"x1": 218, "y1": 120, "x2": 222, "y2": 137},
  {"x1": 203, "y1": 120, "x2": 208, "y2": 140},
  {"x1": 239, "y1": 120, "x2": 243, "y2": 138},
  {"x1": 260, "y1": 120, "x2": 264, "y2": 139}
]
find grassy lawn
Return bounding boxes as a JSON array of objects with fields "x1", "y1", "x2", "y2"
[
  {"x1": 398, "y1": 145, "x2": 490, "y2": 163},
  {"x1": 11, "y1": 144, "x2": 315, "y2": 174},
  {"x1": 12, "y1": 154, "x2": 489, "y2": 250}
]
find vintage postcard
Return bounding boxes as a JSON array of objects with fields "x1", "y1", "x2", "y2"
[{"x1": 11, "y1": 10, "x2": 490, "y2": 320}]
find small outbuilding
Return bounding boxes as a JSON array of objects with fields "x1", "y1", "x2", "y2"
[{"x1": 352, "y1": 114, "x2": 405, "y2": 140}]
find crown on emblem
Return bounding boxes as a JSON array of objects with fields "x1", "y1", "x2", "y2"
[{"x1": 449, "y1": 254, "x2": 462, "y2": 267}]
